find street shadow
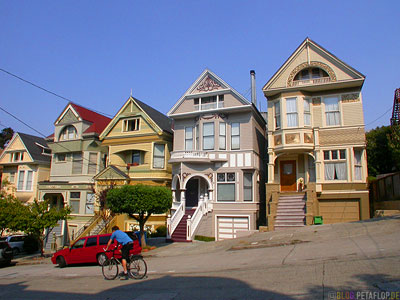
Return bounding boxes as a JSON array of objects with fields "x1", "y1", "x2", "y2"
[{"x1": 0, "y1": 275, "x2": 299, "y2": 300}]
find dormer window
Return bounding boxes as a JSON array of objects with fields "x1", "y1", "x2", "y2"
[
  {"x1": 60, "y1": 125, "x2": 78, "y2": 141},
  {"x1": 123, "y1": 118, "x2": 140, "y2": 132},
  {"x1": 194, "y1": 95, "x2": 224, "y2": 111},
  {"x1": 11, "y1": 152, "x2": 23, "y2": 162},
  {"x1": 294, "y1": 68, "x2": 329, "y2": 81}
]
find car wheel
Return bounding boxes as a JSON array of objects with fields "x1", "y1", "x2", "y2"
[
  {"x1": 12, "y1": 248, "x2": 20, "y2": 256},
  {"x1": 97, "y1": 253, "x2": 107, "y2": 266},
  {"x1": 56, "y1": 256, "x2": 66, "y2": 268}
]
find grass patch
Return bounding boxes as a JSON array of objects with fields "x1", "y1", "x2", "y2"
[{"x1": 194, "y1": 235, "x2": 215, "y2": 242}]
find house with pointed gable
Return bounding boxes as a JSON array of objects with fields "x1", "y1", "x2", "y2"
[
  {"x1": 0, "y1": 132, "x2": 51, "y2": 203},
  {"x1": 263, "y1": 38, "x2": 369, "y2": 230},
  {"x1": 167, "y1": 69, "x2": 267, "y2": 242},
  {"x1": 38, "y1": 103, "x2": 111, "y2": 244},
  {"x1": 94, "y1": 96, "x2": 173, "y2": 232}
]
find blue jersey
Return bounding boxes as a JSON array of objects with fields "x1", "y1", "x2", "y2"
[{"x1": 110, "y1": 230, "x2": 133, "y2": 245}]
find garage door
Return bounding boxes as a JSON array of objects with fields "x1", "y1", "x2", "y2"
[
  {"x1": 319, "y1": 200, "x2": 360, "y2": 224},
  {"x1": 217, "y1": 216, "x2": 249, "y2": 240}
]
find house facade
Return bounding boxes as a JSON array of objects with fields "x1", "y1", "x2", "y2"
[
  {"x1": 0, "y1": 132, "x2": 51, "y2": 203},
  {"x1": 94, "y1": 96, "x2": 173, "y2": 233},
  {"x1": 167, "y1": 70, "x2": 267, "y2": 241},
  {"x1": 263, "y1": 38, "x2": 369, "y2": 229},
  {"x1": 38, "y1": 103, "x2": 111, "y2": 243}
]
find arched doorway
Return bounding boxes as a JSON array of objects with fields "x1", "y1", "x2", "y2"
[{"x1": 184, "y1": 175, "x2": 211, "y2": 208}]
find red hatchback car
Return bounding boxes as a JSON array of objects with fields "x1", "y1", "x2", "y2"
[{"x1": 51, "y1": 233, "x2": 141, "y2": 268}]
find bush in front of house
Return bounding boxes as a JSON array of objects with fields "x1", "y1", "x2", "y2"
[
  {"x1": 150, "y1": 225, "x2": 167, "y2": 238},
  {"x1": 194, "y1": 235, "x2": 215, "y2": 242}
]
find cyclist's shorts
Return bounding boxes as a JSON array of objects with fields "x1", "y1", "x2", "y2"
[{"x1": 121, "y1": 242, "x2": 133, "y2": 261}]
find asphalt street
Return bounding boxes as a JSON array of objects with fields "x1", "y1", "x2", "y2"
[{"x1": 0, "y1": 215, "x2": 399, "y2": 300}]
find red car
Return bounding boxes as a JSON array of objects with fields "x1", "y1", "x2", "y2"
[{"x1": 51, "y1": 233, "x2": 141, "y2": 268}]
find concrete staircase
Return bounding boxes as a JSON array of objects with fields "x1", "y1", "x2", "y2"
[
  {"x1": 275, "y1": 193, "x2": 305, "y2": 231},
  {"x1": 171, "y1": 208, "x2": 195, "y2": 242},
  {"x1": 44, "y1": 220, "x2": 63, "y2": 251},
  {"x1": 89, "y1": 218, "x2": 107, "y2": 236}
]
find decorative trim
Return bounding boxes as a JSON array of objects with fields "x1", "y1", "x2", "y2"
[
  {"x1": 197, "y1": 76, "x2": 221, "y2": 92},
  {"x1": 182, "y1": 172, "x2": 191, "y2": 180},
  {"x1": 287, "y1": 61, "x2": 337, "y2": 87},
  {"x1": 206, "y1": 173, "x2": 213, "y2": 183},
  {"x1": 341, "y1": 93, "x2": 360, "y2": 103},
  {"x1": 312, "y1": 97, "x2": 321, "y2": 105}
]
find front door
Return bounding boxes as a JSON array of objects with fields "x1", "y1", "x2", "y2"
[
  {"x1": 280, "y1": 160, "x2": 297, "y2": 192},
  {"x1": 185, "y1": 179, "x2": 199, "y2": 207}
]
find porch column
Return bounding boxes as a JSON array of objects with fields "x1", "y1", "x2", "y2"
[
  {"x1": 268, "y1": 153, "x2": 275, "y2": 183},
  {"x1": 181, "y1": 189, "x2": 186, "y2": 210},
  {"x1": 172, "y1": 189, "x2": 176, "y2": 202}
]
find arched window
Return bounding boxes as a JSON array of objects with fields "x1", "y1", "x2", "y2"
[
  {"x1": 294, "y1": 68, "x2": 329, "y2": 81},
  {"x1": 59, "y1": 125, "x2": 78, "y2": 141}
]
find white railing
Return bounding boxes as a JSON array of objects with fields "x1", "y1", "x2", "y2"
[
  {"x1": 292, "y1": 77, "x2": 330, "y2": 86},
  {"x1": 171, "y1": 151, "x2": 209, "y2": 160},
  {"x1": 186, "y1": 194, "x2": 209, "y2": 241},
  {"x1": 167, "y1": 201, "x2": 185, "y2": 239}
]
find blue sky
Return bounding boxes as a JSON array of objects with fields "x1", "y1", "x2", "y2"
[{"x1": 1, "y1": 0, "x2": 399, "y2": 136}]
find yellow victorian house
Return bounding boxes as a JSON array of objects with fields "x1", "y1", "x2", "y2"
[{"x1": 94, "y1": 96, "x2": 173, "y2": 232}]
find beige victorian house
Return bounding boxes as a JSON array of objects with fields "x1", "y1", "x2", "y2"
[
  {"x1": 167, "y1": 69, "x2": 267, "y2": 241},
  {"x1": 0, "y1": 132, "x2": 51, "y2": 203},
  {"x1": 263, "y1": 38, "x2": 369, "y2": 230},
  {"x1": 94, "y1": 96, "x2": 173, "y2": 233}
]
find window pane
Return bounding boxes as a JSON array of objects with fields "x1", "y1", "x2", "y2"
[
  {"x1": 217, "y1": 173, "x2": 225, "y2": 182},
  {"x1": 231, "y1": 123, "x2": 240, "y2": 150},
  {"x1": 324, "y1": 151, "x2": 330, "y2": 160},
  {"x1": 340, "y1": 150, "x2": 346, "y2": 159},
  {"x1": 203, "y1": 123, "x2": 214, "y2": 150},
  {"x1": 70, "y1": 200, "x2": 80, "y2": 213},
  {"x1": 219, "y1": 123, "x2": 226, "y2": 150},
  {"x1": 227, "y1": 173, "x2": 235, "y2": 182},
  {"x1": 325, "y1": 97, "x2": 340, "y2": 126},
  {"x1": 88, "y1": 153, "x2": 97, "y2": 173},
  {"x1": 244, "y1": 173, "x2": 252, "y2": 201},
  {"x1": 86, "y1": 237, "x2": 97, "y2": 247},
  {"x1": 17, "y1": 170, "x2": 25, "y2": 190},
  {"x1": 286, "y1": 98, "x2": 298, "y2": 127},
  {"x1": 72, "y1": 153, "x2": 83, "y2": 174},
  {"x1": 331, "y1": 150, "x2": 338, "y2": 160},
  {"x1": 99, "y1": 236, "x2": 110, "y2": 245},
  {"x1": 185, "y1": 127, "x2": 193, "y2": 139},
  {"x1": 203, "y1": 123, "x2": 214, "y2": 135},
  {"x1": 153, "y1": 144, "x2": 165, "y2": 169},
  {"x1": 70, "y1": 192, "x2": 81, "y2": 199},
  {"x1": 25, "y1": 171, "x2": 33, "y2": 190},
  {"x1": 86, "y1": 193, "x2": 95, "y2": 214},
  {"x1": 217, "y1": 183, "x2": 235, "y2": 201}
]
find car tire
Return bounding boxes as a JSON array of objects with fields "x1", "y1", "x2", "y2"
[
  {"x1": 56, "y1": 256, "x2": 66, "y2": 268},
  {"x1": 12, "y1": 248, "x2": 20, "y2": 256},
  {"x1": 97, "y1": 253, "x2": 107, "y2": 266}
]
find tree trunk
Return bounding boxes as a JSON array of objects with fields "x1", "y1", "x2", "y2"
[
  {"x1": 39, "y1": 236, "x2": 44, "y2": 257},
  {"x1": 139, "y1": 220, "x2": 146, "y2": 248}
]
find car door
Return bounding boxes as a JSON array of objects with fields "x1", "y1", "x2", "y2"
[
  {"x1": 68, "y1": 238, "x2": 86, "y2": 264},
  {"x1": 83, "y1": 236, "x2": 98, "y2": 263}
]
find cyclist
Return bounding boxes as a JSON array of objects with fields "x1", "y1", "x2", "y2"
[{"x1": 105, "y1": 226, "x2": 133, "y2": 280}]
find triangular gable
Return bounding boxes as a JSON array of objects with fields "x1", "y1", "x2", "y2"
[
  {"x1": 0, "y1": 133, "x2": 33, "y2": 163},
  {"x1": 263, "y1": 38, "x2": 365, "y2": 92},
  {"x1": 168, "y1": 69, "x2": 251, "y2": 115},
  {"x1": 93, "y1": 165, "x2": 129, "y2": 180},
  {"x1": 55, "y1": 104, "x2": 81, "y2": 125},
  {"x1": 100, "y1": 97, "x2": 165, "y2": 139}
]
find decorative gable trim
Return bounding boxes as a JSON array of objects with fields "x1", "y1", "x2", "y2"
[
  {"x1": 93, "y1": 165, "x2": 129, "y2": 180},
  {"x1": 287, "y1": 61, "x2": 337, "y2": 87},
  {"x1": 0, "y1": 133, "x2": 33, "y2": 162},
  {"x1": 168, "y1": 69, "x2": 250, "y2": 116}
]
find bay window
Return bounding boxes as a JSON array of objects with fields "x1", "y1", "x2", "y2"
[
  {"x1": 324, "y1": 149, "x2": 347, "y2": 180},
  {"x1": 17, "y1": 170, "x2": 33, "y2": 191},
  {"x1": 153, "y1": 144, "x2": 165, "y2": 169},
  {"x1": 274, "y1": 101, "x2": 281, "y2": 129},
  {"x1": 72, "y1": 152, "x2": 83, "y2": 174},
  {"x1": 231, "y1": 123, "x2": 240, "y2": 150},
  {"x1": 219, "y1": 122, "x2": 226, "y2": 150},
  {"x1": 185, "y1": 127, "x2": 193, "y2": 151},
  {"x1": 304, "y1": 99, "x2": 311, "y2": 126},
  {"x1": 354, "y1": 149, "x2": 363, "y2": 180}
]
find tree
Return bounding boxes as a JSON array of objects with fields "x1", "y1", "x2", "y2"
[
  {"x1": 0, "y1": 127, "x2": 14, "y2": 149},
  {"x1": 0, "y1": 188, "x2": 28, "y2": 235},
  {"x1": 106, "y1": 184, "x2": 172, "y2": 247},
  {"x1": 366, "y1": 125, "x2": 400, "y2": 177},
  {"x1": 21, "y1": 200, "x2": 71, "y2": 256}
]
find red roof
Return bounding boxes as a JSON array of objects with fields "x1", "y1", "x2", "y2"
[{"x1": 70, "y1": 103, "x2": 111, "y2": 135}]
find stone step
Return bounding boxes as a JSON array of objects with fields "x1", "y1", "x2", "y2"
[{"x1": 276, "y1": 215, "x2": 305, "y2": 220}]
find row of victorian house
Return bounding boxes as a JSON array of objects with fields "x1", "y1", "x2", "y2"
[{"x1": 0, "y1": 38, "x2": 370, "y2": 247}]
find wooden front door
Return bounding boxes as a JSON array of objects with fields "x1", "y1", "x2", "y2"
[{"x1": 280, "y1": 160, "x2": 297, "y2": 192}]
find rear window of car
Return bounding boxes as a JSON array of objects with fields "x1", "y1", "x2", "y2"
[
  {"x1": 99, "y1": 236, "x2": 110, "y2": 245},
  {"x1": 86, "y1": 237, "x2": 97, "y2": 247}
]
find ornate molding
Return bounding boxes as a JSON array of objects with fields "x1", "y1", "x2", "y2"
[
  {"x1": 287, "y1": 61, "x2": 337, "y2": 87},
  {"x1": 341, "y1": 93, "x2": 360, "y2": 103},
  {"x1": 197, "y1": 76, "x2": 221, "y2": 92},
  {"x1": 182, "y1": 172, "x2": 191, "y2": 180},
  {"x1": 206, "y1": 173, "x2": 213, "y2": 183}
]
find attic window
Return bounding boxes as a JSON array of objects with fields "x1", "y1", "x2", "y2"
[
  {"x1": 60, "y1": 125, "x2": 78, "y2": 141},
  {"x1": 293, "y1": 68, "x2": 329, "y2": 86},
  {"x1": 123, "y1": 118, "x2": 140, "y2": 132},
  {"x1": 194, "y1": 95, "x2": 224, "y2": 111},
  {"x1": 11, "y1": 152, "x2": 24, "y2": 162}
]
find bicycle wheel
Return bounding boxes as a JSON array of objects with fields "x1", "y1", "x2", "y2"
[
  {"x1": 102, "y1": 258, "x2": 119, "y2": 280},
  {"x1": 129, "y1": 256, "x2": 147, "y2": 279}
]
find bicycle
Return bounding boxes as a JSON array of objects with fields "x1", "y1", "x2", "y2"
[{"x1": 101, "y1": 247, "x2": 147, "y2": 280}]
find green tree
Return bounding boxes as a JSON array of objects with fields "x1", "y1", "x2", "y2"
[
  {"x1": 106, "y1": 184, "x2": 172, "y2": 247},
  {"x1": 0, "y1": 187, "x2": 28, "y2": 235},
  {"x1": 0, "y1": 127, "x2": 14, "y2": 149},
  {"x1": 366, "y1": 125, "x2": 400, "y2": 177},
  {"x1": 21, "y1": 200, "x2": 71, "y2": 256}
]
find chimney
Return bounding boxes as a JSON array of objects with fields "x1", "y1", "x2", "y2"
[{"x1": 250, "y1": 70, "x2": 257, "y2": 107}]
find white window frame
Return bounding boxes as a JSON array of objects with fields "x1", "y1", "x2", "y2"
[
  {"x1": 185, "y1": 127, "x2": 194, "y2": 151},
  {"x1": 60, "y1": 125, "x2": 78, "y2": 141},
  {"x1": 69, "y1": 192, "x2": 81, "y2": 214},
  {"x1": 324, "y1": 96, "x2": 341, "y2": 126},
  {"x1": 274, "y1": 101, "x2": 281, "y2": 129},
  {"x1": 16, "y1": 170, "x2": 34, "y2": 191},
  {"x1": 303, "y1": 98, "x2": 311, "y2": 126},
  {"x1": 323, "y1": 149, "x2": 348, "y2": 181},
  {"x1": 153, "y1": 143, "x2": 165, "y2": 169},
  {"x1": 203, "y1": 122, "x2": 215, "y2": 150},
  {"x1": 217, "y1": 172, "x2": 236, "y2": 202},
  {"x1": 195, "y1": 124, "x2": 200, "y2": 150},
  {"x1": 243, "y1": 172, "x2": 253, "y2": 202},
  {"x1": 194, "y1": 94, "x2": 224, "y2": 111},
  {"x1": 286, "y1": 97, "x2": 298, "y2": 127},
  {"x1": 11, "y1": 152, "x2": 24, "y2": 162},
  {"x1": 123, "y1": 118, "x2": 140, "y2": 132},
  {"x1": 353, "y1": 149, "x2": 363, "y2": 181},
  {"x1": 231, "y1": 122, "x2": 240, "y2": 150},
  {"x1": 219, "y1": 122, "x2": 226, "y2": 150}
]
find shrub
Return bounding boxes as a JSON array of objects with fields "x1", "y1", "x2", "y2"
[
  {"x1": 194, "y1": 235, "x2": 215, "y2": 242},
  {"x1": 23, "y1": 235, "x2": 39, "y2": 254},
  {"x1": 150, "y1": 225, "x2": 167, "y2": 238}
]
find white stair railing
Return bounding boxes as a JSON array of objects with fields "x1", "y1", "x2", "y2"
[
  {"x1": 186, "y1": 194, "x2": 209, "y2": 241},
  {"x1": 167, "y1": 201, "x2": 185, "y2": 239}
]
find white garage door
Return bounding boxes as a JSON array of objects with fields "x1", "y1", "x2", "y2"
[{"x1": 217, "y1": 216, "x2": 249, "y2": 240}]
